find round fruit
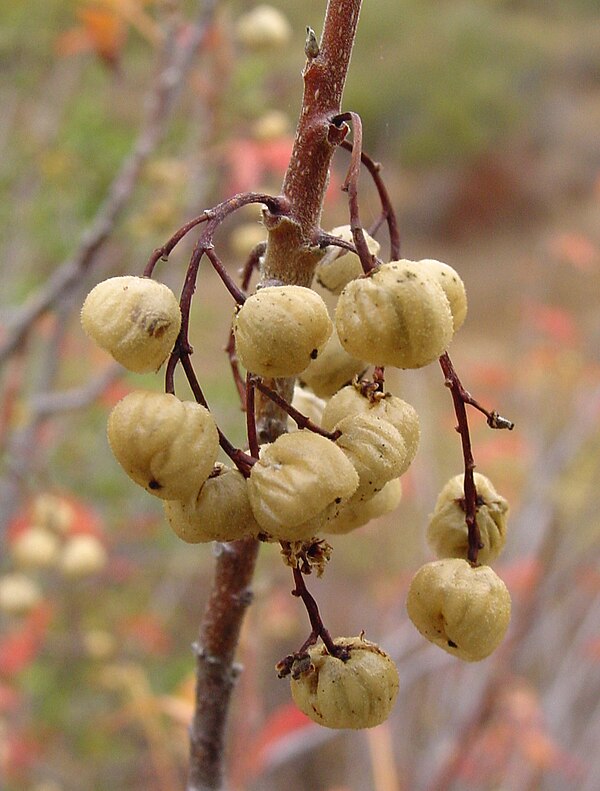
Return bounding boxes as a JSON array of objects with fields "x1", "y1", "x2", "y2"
[
  {"x1": 406, "y1": 558, "x2": 511, "y2": 661},
  {"x1": 0, "y1": 573, "x2": 42, "y2": 615},
  {"x1": 299, "y1": 330, "x2": 367, "y2": 398},
  {"x1": 427, "y1": 473, "x2": 509, "y2": 564},
  {"x1": 60, "y1": 535, "x2": 107, "y2": 577},
  {"x1": 335, "y1": 261, "x2": 454, "y2": 369},
  {"x1": 418, "y1": 259, "x2": 467, "y2": 331},
  {"x1": 324, "y1": 478, "x2": 403, "y2": 535},
  {"x1": 107, "y1": 391, "x2": 219, "y2": 501},
  {"x1": 290, "y1": 636, "x2": 399, "y2": 729},
  {"x1": 81, "y1": 276, "x2": 181, "y2": 373},
  {"x1": 164, "y1": 464, "x2": 260, "y2": 543},
  {"x1": 334, "y1": 413, "x2": 408, "y2": 501},
  {"x1": 11, "y1": 526, "x2": 60, "y2": 569},
  {"x1": 233, "y1": 285, "x2": 333, "y2": 378},
  {"x1": 322, "y1": 385, "x2": 420, "y2": 468},
  {"x1": 235, "y1": 5, "x2": 292, "y2": 50},
  {"x1": 247, "y1": 431, "x2": 359, "y2": 540},
  {"x1": 316, "y1": 225, "x2": 380, "y2": 294}
]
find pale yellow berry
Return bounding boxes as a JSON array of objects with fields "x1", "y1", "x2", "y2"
[
  {"x1": 325, "y1": 478, "x2": 403, "y2": 535},
  {"x1": 164, "y1": 463, "x2": 260, "y2": 543},
  {"x1": 427, "y1": 473, "x2": 509, "y2": 564},
  {"x1": 335, "y1": 261, "x2": 454, "y2": 368},
  {"x1": 299, "y1": 330, "x2": 367, "y2": 398},
  {"x1": 60, "y1": 535, "x2": 107, "y2": 577},
  {"x1": 234, "y1": 286, "x2": 333, "y2": 378},
  {"x1": 406, "y1": 559, "x2": 511, "y2": 661},
  {"x1": 107, "y1": 391, "x2": 219, "y2": 501},
  {"x1": 11, "y1": 526, "x2": 60, "y2": 569},
  {"x1": 316, "y1": 225, "x2": 381, "y2": 294},
  {"x1": 31, "y1": 492, "x2": 75, "y2": 534},
  {"x1": 81, "y1": 276, "x2": 181, "y2": 373},
  {"x1": 418, "y1": 259, "x2": 468, "y2": 331},
  {"x1": 322, "y1": 385, "x2": 420, "y2": 468},
  {"x1": 0, "y1": 573, "x2": 42, "y2": 615},
  {"x1": 235, "y1": 5, "x2": 292, "y2": 50},
  {"x1": 287, "y1": 386, "x2": 326, "y2": 432},
  {"x1": 334, "y1": 413, "x2": 408, "y2": 501},
  {"x1": 252, "y1": 110, "x2": 290, "y2": 141},
  {"x1": 290, "y1": 636, "x2": 399, "y2": 729},
  {"x1": 247, "y1": 431, "x2": 359, "y2": 540}
]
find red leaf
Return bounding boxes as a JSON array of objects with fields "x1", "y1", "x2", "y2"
[
  {"x1": 0, "y1": 606, "x2": 52, "y2": 677},
  {"x1": 121, "y1": 613, "x2": 172, "y2": 656},
  {"x1": 497, "y1": 557, "x2": 543, "y2": 598},
  {"x1": 246, "y1": 703, "x2": 315, "y2": 777},
  {"x1": 525, "y1": 301, "x2": 580, "y2": 346}
]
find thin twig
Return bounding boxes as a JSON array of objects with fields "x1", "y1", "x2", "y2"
[
  {"x1": 439, "y1": 352, "x2": 481, "y2": 563},
  {"x1": 249, "y1": 376, "x2": 340, "y2": 440},
  {"x1": 332, "y1": 111, "x2": 378, "y2": 274},
  {"x1": 339, "y1": 139, "x2": 401, "y2": 260}
]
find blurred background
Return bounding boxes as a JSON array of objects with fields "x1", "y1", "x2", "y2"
[{"x1": 1, "y1": 1, "x2": 599, "y2": 789}]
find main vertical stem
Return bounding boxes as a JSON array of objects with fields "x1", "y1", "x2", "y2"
[{"x1": 187, "y1": 2, "x2": 362, "y2": 789}]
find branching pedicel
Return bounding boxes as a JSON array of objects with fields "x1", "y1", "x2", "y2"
[{"x1": 80, "y1": 0, "x2": 515, "y2": 781}]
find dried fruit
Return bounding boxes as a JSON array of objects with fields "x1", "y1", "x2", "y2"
[
  {"x1": 164, "y1": 463, "x2": 260, "y2": 543},
  {"x1": 322, "y1": 385, "x2": 420, "y2": 468},
  {"x1": 0, "y1": 573, "x2": 42, "y2": 615},
  {"x1": 324, "y1": 478, "x2": 403, "y2": 535},
  {"x1": 334, "y1": 413, "x2": 408, "y2": 501},
  {"x1": 418, "y1": 259, "x2": 467, "y2": 331},
  {"x1": 81, "y1": 276, "x2": 181, "y2": 373},
  {"x1": 316, "y1": 225, "x2": 380, "y2": 294},
  {"x1": 427, "y1": 473, "x2": 509, "y2": 564},
  {"x1": 335, "y1": 260, "x2": 454, "y2": 368},
  {"x1": 235, "y1": 5, "x2": 292, "y2": 50},
  {"x1": 107, "y1": 391, "x2": 219, "y2": 501},
  {"x1": 406, "y1": 558, "x2": 511, "y2": 661},
  {"x1": 11, "y1": 526, "x2": 60, "y2": 569},
  {"x1": 299, "y1": 330, "x2": 367, "y2": 398},
  {"x1": 247, "y1": 431, "x2": 359, "y2": 540},
  {"x1": 290, "y1": 636, "x2": 399, "y2": 729},
  {"x1": 234, "y1": 285, "x2": 333, "y2": 378},
  {"x1": 60, "y1": 535, "x2": 107, "y2": 577}
]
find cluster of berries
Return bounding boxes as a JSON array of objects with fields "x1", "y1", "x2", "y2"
[
  {"x1": 80, "y1": 223, "x2": 511, "y2": 729},
  {"x1": 0, "y1": 494, "x2": 107, "y2": 617}
]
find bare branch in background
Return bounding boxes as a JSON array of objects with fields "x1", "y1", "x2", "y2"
[{"x1": 0, "y1": 0, "x2": 218, "y2": 366}]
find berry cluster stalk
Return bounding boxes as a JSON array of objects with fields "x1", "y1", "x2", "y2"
[{"x1": 186, "y1": 2, "x2": 363, "y2": 789}]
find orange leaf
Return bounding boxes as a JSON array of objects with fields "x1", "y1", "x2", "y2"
[{"x1": 56, "y1": 6, "x2": 127, "y2": 66}]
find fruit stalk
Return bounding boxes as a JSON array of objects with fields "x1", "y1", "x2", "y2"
[{"x1": 187, "y1": 2, "x2": 363, "y2": 788}]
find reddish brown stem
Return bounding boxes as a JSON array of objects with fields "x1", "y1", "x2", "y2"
[
  {"x1": 188, "y1": 3, "x2": 364, "y2": 787},
  {"x1": 333, "y1": 111, "x2": 378, "y2": 274},
  {"x1": 188, "y1": 538, "x2": 260, "y2": 791},
  {"x1": 291, "y1": 567, "x2": 344, "y2": 659},
  {"x1": 339, "y1": 139, "x2": 401, "y2": 260},
  {"x1": 245, "y1": 374, "x2": 259, "y2": 460},
  {"x1": 249, "y1": 376, "x2": 340, "y2": 440},
  {"x1": 439, "y1": 352, "x2": 481, "y2": 564}
]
